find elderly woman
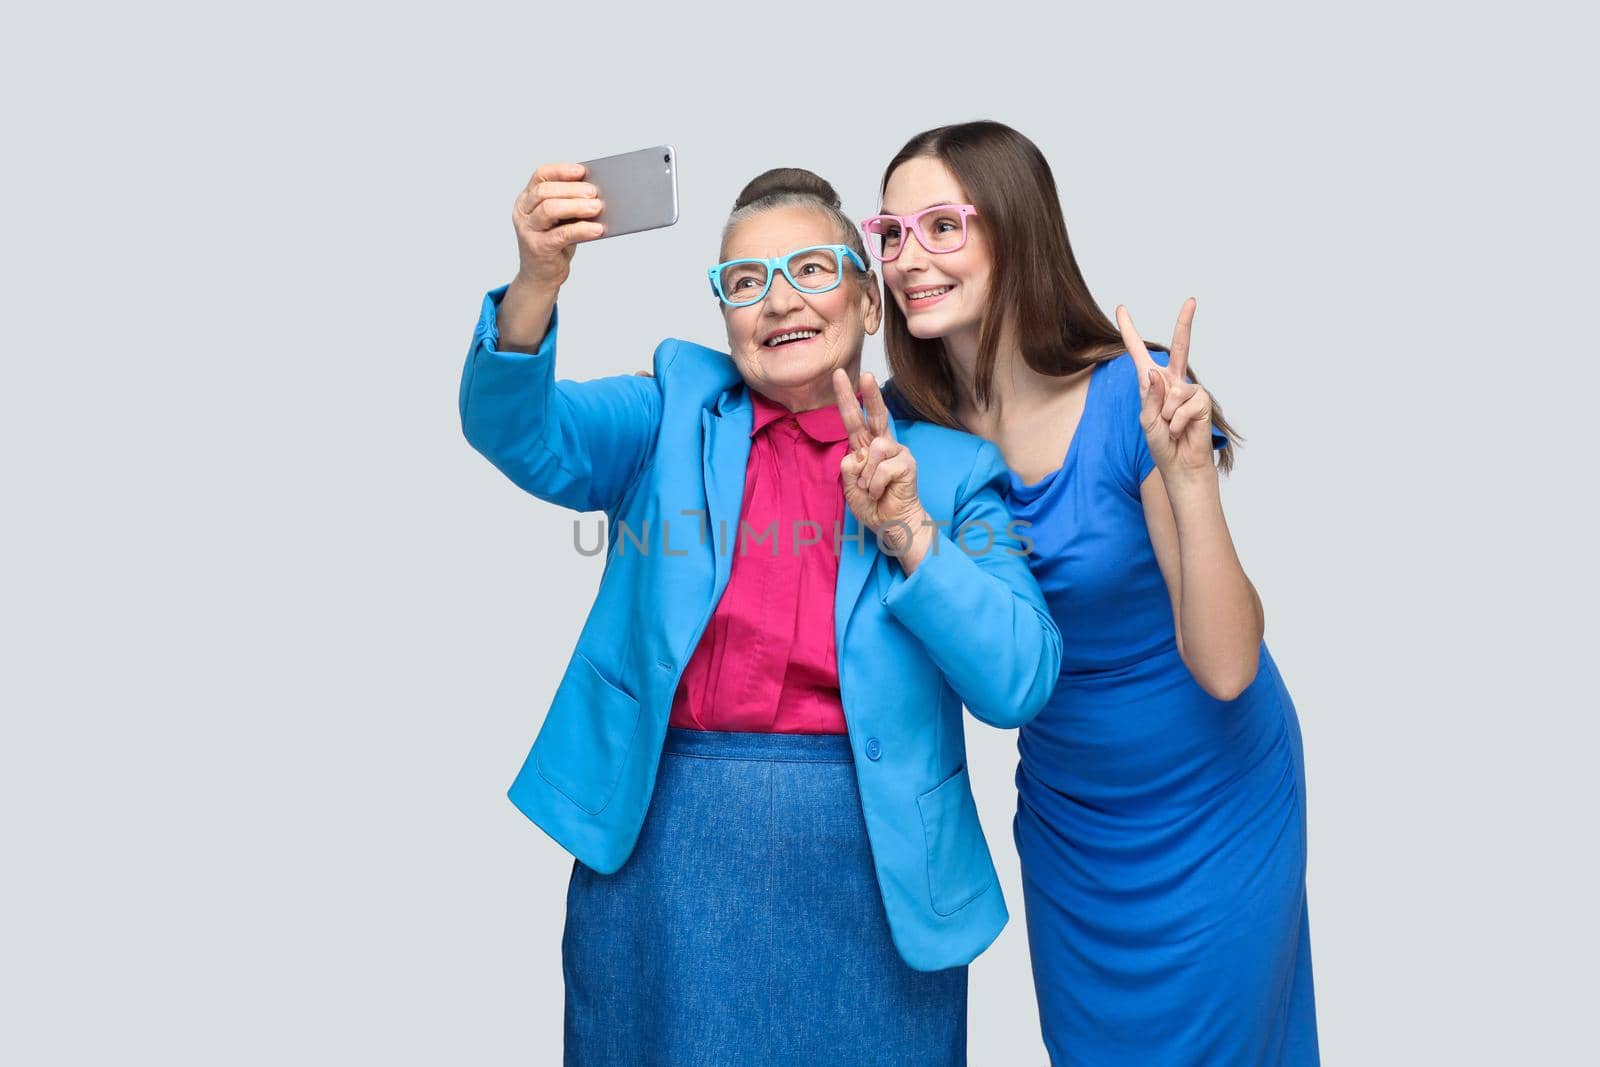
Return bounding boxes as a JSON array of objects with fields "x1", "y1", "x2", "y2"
[{"x1": 458, "y1": 163, "x2": 1060, "y2": 1066}]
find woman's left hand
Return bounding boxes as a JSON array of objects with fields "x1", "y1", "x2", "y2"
[
  {"x1": 832, "y1": 369, "x2": 929, "y2": 557},
  {"x1": 1118, "y1": 298, "x2": 1218, "y2": 482}
]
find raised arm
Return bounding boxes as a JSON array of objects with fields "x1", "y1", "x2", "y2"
[
  {"x1": 1118, "y1": 300, "x2": 1264, "y2": 700},
  {"x1": 458, "y1": 162, "x2": 664, "y2": 514}
]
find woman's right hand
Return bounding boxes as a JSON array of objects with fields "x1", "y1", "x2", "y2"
[
  {"x1": 511, "y1": 162, "x2": 606, "y2": 292},
  {"x1": 495, "y1": 164, "x2": 606, "y2": 352}
]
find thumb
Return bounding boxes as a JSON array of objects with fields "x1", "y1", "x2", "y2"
[
  {"x1": 840, "y1": 451, "x2": 873, "y2": 512},
  {"x1": 1142, "y1": 367, "x2": 1166, "y2": 430}
]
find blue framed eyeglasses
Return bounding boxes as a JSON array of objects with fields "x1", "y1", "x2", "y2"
[{"x1": 708, "y1": 244, "x2": 868, "y2": 308}]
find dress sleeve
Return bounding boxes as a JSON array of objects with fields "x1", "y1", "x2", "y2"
[{"x1": 1112, "y1": 351, "x2": 1229, "y2": 489}]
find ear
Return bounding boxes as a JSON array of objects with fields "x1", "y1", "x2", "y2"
[{"x1": 861, "y1": 269, "x2": 883, "y2": 336}]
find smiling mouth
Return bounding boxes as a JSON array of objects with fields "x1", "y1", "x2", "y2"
[
  {"x1": 764, "y1": 329, "x2": 821, "y2": 348},
  {"x1": 906, "y1": 285, "x2": 954, "y2": 304}
]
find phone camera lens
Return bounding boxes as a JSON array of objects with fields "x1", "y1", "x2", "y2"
[{"x1": 663, "y1": 152, "x2": 671, "y2": 164}]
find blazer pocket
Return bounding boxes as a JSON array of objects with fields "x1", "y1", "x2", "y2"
[
  {"x1": 533, "y1": 653, "x2": 642, "y2": 815},
  {"x1": 916, "y1": 764, "x2": 998, "y2": 916}
]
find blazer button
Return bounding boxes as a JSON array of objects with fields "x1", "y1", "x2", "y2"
[{"x1": 865, "y1": 738, "x2": 882, "y2": 761}]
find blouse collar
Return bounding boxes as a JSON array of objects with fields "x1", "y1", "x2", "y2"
[{"x1": 748, "y1": 387, "x2": 853, "y2": 445}]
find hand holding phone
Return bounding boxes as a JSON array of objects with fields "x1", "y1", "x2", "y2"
[
  {"x1": 511, "y1": 162, "x2": 606, "y2": 291},
  {"x1": 510, "y1": 147, "x2": 679, "y2": 292}
]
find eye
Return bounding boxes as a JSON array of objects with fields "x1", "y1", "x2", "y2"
[
  {"x1": 797, "y1": 262, "x2": 820, "y2": 275},
  {"x1": 934, "y1": 220, "x2": 958, "y2": 233},
  {"x1": 731, "y1": 277, "x2": 756, "y2": 290}
]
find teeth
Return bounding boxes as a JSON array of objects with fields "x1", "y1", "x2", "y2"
[
  {"x1": 764, "y1": 330, "x2": 820, "y2": 347},
  {"x1": 908, "y1": 286, "x2": 952, "y2": 300}
]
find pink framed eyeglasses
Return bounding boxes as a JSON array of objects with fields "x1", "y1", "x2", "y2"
[{"x1": 859, "y1": 204, "x2": 979, "y2": 262}]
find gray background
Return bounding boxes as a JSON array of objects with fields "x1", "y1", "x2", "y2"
[{"x1": 5, "y1": 2, "x2": 1595, "y2": 1063}]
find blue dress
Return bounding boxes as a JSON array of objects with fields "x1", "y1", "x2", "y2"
[{"x1": 893, "y1": 352, "x2": 1319, "y2": 1065}]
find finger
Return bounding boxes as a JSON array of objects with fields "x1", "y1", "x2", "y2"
[
  {"x1": 633, "y1": 369, "x2": 654, "y2": 377},
  {"x1": 860, "y1": 374, "x2": 894, "y2": 442},
  {"x1": 867, "y1": 449, "x2": 913, "y2": 500},
  {"x1": 516, "y1": 182, "x2": 600, "y2": 216},
  {"x1": 1168, "y1": 297, "x2": 1196, "y2": 382},
  {"x1": 858, "y1": 436, "x2": 897, "y2": 491},
  {"x1": 532, "y1": 162, "x2": 587, "y2": 185},
  {"x1": 531, "y1": 180, "x2": 600, "y2": 208},
  {"x1": 1161, "y1": 377, "x2": 1197, "y2": 423},
  {"x1": 529, "y1": 197, "x2": 606, "y2": 231},
  {"x1": 839, "y1": 452, "x2": 867, "y2": 504},
  {"x1": 542, "y1": 221, "x2": 606, "y2": 249},
  {"x1": 1143, "y1": 368, "x2": 1167, "y2": 430},
  {"x1": 1116, "y1": 305, "x2": 1160, "y2": 384},
  {"x1": 832, "y1": 369, "x2": 872, "y2": 451},
  {"x1": 1168, "y1": 389, "x2": 1212, "y2": 440},
  {"x1": 518, "y1": 165, "x2": 586, "y2": 214}
]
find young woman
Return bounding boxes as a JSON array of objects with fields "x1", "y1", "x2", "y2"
[
  {"x1": 459, "y1": 162, "x2": 1060, "y2": 1065},
  {"x1": 871, "y1": 122, "x2": 1319, "y2": 1065}
]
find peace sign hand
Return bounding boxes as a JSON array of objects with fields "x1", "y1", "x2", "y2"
[
  {"x1": 1117, "y1": 298, "x2": 1218, "y2": 480},
  {"x1": 832, "y1": 369, "x2": 928, "y2": 555}
]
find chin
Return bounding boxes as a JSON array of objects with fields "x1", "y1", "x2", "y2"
[
  {"x1": 771, "y1": 363, "x2": 833, "y2": 389},
  {"x1": 756, "y1": 347, "x2": 837, "y2": 382}
]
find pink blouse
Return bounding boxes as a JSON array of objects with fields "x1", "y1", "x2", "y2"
[{"x1": 668, "y1": 388, "x2": 852, "y2": 735}]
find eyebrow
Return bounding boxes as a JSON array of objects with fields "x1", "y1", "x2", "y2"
[{"x1": 880, "y1": 200, "x2": 959, "y2": 215}]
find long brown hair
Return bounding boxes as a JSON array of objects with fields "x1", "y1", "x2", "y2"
[{"x1": 879, "y1": 121, "x2": 1238, "y2": 471}]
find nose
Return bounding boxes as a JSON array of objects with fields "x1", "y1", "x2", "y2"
[
  {"x1": 894, "y1": 230, "x2": 929, "y2": 272},
  {"x1": 762, "y1": 269, "x2": 805, "y2": 313}
]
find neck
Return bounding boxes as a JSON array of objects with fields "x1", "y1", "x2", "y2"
[
  {"x1": 943, "y1": 319, "x2": 1064, "y2": 432},
  {"x1": 759, "y1": 388, "x2": 833, "y2": 413},
  {"x1": 752, "y1": 360, "x2": 861, "y2": 413}
]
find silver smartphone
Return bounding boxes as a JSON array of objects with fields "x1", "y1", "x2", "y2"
[{"x1": 579, "y1": 145, "x2": 679, "y2": 240}]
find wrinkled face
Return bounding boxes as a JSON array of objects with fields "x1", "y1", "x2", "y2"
[
  {"x1": 879, "y1": 156, "x2": 992, "y2": 348},
  {"x1": 720, "y1": 205, "x2": 881, "y2": 405}
]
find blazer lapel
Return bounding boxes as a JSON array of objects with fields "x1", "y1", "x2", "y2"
[
  {"x1": 701, "y1": 388, "x2": 753, "y2": 599},
  {"x1": 837, "y1": 414, "x2": 897, "y2": 655},
  {"x1": 834, "y1": 507, "x2": 880, "y2": 657}
]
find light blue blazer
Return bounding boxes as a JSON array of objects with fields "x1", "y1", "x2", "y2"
[{"x1": 458, "y1": 286, "x2": 1062, "y2": 971}]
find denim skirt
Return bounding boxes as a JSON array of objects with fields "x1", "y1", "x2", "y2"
[{"x1": 561, "y1": 728, "x2": 967, "y2": 1066}]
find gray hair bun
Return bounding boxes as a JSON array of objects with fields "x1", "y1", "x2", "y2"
[{"x1": 732, "y1": 168, "x2": 843, "y2": 211}]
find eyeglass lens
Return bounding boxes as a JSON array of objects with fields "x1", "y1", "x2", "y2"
[
  {"x1": 863, "y1": 208, "x2": 969, "y2": 260},
  {"x1": 719, "y1": 248, "x2": 842, "y2": 303}
]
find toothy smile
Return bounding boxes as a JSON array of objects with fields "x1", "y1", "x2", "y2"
[
  {"x1": 906, "y1": 286, "x2": 954, "y2": 301},
  {"x1": 764, "y1": 329, "x2": 821, "y2": 347}
]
